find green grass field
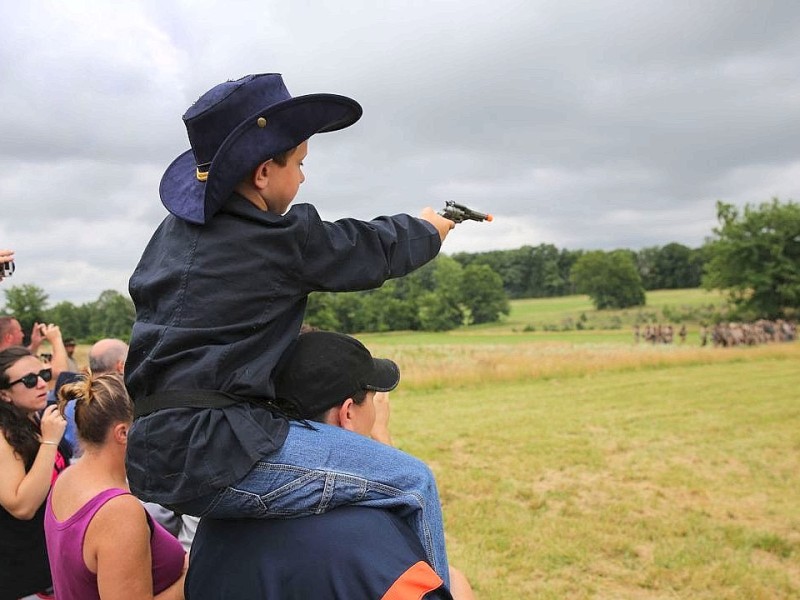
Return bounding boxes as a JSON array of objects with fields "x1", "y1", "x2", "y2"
[
  {"x1": 66, "y1": 290, "x2": 796, "y2": 597},
  {"x1": 359, "y1": 288, "x2": 730, "y2": 348},
  {"x1": 359, "y1": 290, "x2": 799, "y2": 598}
]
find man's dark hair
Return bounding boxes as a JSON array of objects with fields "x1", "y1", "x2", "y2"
[{"x1": 310, "y1": 388, "x2": 367, "y2": 423}]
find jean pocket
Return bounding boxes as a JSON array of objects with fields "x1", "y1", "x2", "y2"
[{"x1": 213, "y1": 464, "x2": 326, "y2": 518}]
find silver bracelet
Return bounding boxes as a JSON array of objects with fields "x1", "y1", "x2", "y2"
[{"x1": 40, "y1": 441, "x2": 59, "y2": 446}]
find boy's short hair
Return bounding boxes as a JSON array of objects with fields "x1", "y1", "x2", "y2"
[{"x1": 269, "y1": 148, "x2": 293, "y2": 167}]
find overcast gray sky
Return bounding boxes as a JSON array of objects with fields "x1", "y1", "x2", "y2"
[{"x1": 2, "y1": 0, "x2": 799, "y2": 305}]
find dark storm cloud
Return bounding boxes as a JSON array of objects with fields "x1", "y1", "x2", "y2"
[{"x1": 2, "y1": 0, "x2": 799, "y2": 304}]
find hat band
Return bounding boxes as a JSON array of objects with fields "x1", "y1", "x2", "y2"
[{"x1": 196, "y1": 161, "x2": 211, "y2": 182}]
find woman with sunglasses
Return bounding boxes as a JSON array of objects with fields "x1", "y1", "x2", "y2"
[{"x1": 0, "y1": 346, "x2": 69, "y2": 600}]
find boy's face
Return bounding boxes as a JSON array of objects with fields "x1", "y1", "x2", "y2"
[{"x1": 262, "y1": 140, "x2": 308, "y2": 215}]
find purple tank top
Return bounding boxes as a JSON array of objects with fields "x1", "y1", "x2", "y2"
[{"x1": 44, "y1": 488, "x2": 185, "y2": 599}]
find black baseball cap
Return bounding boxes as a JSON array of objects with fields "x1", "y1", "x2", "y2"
[
  {"x1": 63, "y1": 338, "x2": 76, "y2": 346},
  {"x1": 275, "y1": 331, "x2": 400, "y2": 418}
]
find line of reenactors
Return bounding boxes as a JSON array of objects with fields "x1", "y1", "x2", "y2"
[
  {"x1": 633, "y1": 324, "x2": 687, "y2": 345},
  {"x1": 701, "y1": 320, "x2": 797, "y2": 347},
  {"x1": 633, "y1": 320, "x2": 797, "y2": 347}
]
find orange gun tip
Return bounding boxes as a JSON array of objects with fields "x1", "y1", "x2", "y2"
[{"x1": 486, "y1": 214, "x2": 494, "y2": 222}]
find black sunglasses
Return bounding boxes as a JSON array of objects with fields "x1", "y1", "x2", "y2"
[{"x1": 8, "y1": 368, "x2": 53, "y2": 389}]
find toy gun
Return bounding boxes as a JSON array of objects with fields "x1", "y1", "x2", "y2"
[{"x1": 438, "y1": 201, "x2": 493, "y2": 224}]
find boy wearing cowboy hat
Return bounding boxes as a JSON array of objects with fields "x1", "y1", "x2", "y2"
[{"x1": 125, "y1": 74, "x2": 454, "y2": 583}]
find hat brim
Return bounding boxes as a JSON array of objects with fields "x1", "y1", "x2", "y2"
[
  {"x1": 363, "y1": 357, "x2": 400, "y2": 393},
  {"x1": 160, "y1": 93, "x2": 361, "y2": 224}
]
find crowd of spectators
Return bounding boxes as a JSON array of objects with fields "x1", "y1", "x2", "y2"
[{"x1": 0, "y1": 325, "x2": 469, "y2": 599}]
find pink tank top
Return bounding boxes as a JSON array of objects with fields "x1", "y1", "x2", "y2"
[{"x1": 44, "y1": 488, "x2": 185, "y2": 599}]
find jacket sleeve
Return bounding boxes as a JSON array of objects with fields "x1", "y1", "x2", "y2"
[{"x1": 296, "y1": 205, "x2": 442, "y2": 292}]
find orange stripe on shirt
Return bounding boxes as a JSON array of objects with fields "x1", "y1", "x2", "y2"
[{"x1": 381, "y1": 561, "x2": 444, "y2": 600}]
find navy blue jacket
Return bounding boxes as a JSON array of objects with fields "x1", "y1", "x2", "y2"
[
  {"x1": 125, "y1": 195, "x2": 440, "y2": 503},
  {"x1": 186, "y1": 507, "x2": 454, "y2": 599}
]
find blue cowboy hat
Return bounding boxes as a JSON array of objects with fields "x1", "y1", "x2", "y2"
[{"x1": 160, "y1": 73, "x2": 362, "y2": 224}]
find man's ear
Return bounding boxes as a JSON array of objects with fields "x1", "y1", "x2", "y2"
[{"x1": 337, "y1": 398, "x2": 356, "y2": 432}]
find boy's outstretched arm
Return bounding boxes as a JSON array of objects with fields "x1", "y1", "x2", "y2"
[{"x1": 419, "y1": 207, "x2": 455, "y2": 242}]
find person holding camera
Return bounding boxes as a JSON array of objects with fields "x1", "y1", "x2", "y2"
[
  {"x1": 0, "y1": 249, "x2": 13, "y2": 283},
  {"x1": 0, "y1": 346, "x2": 70, "y2": 599},
  {"x1": 0, "y1": 320, "x2": 69, "y2": 387}
]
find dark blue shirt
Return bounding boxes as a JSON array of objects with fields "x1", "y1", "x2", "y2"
[
  {"x1": 186, "y1": 507, "x2": 453, "y2": 600},
  {"x1": 125, "y1": 194, "x2": 440, "y2": 503}
]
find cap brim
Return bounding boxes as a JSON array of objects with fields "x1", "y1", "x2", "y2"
[{"x1": 363, "y1": 358, "x2": 400, "y2": 392}]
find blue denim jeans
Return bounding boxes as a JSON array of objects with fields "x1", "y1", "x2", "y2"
[{"x1": 172, "y1": 421, "x2": 450, "y2": 586}]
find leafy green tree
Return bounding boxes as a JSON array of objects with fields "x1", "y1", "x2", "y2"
[
  {"x1": 570, "y1": 250, "x2": 646, "y2": 309},
  {"x1": 635, "y1": 246, "x2": 661, "y2": 289},
  {"x1": 703, "y1": 198, "x2": 800, "y2": 318},
  {"x1": 558, "y1": 249, "x2": 582, "y2": 295},
  {"x1": 453, "y1": 246, "x2": 533, "y2": 298},
  {"x1": 305, "y1": 292, "x2": 341, "y2": 331},
  {"x1": 2, "y1": 284, "x2": 49, "y2": 342},
  {"x1": 328, "y1": 293, "x2": 367, "y2": 334},
  {"x1": 417, "y1": 291, "x2": 463, "y2": 331},
  {"x1": 654, "y1": 243, "x2": 702, "y2": 289},
  {"x1": 365, "y1": 280, "x2": 420, "y2": 331},
  {"x1": 416, "y1": 257, "x2": 463, "y2": 331},
  {"x1": 460, "y1": 264, "x2": 510, "y2": 324},
  {"x1": 88, "y1": 290, "x2": 135, "y2": 340},
  {"x1": 431, "y1": 256, "x2": 463, "y2": 303},
  {"x1": 46, "y1": 300, "x2": 88, "y2": 341}
]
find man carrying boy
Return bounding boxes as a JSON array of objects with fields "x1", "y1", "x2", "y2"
[
  {"x1": 185, "y1": 331, "x2": 476, "y2": 600},
  {"x1": 125, "y1": 73, "x2": 455, "y2": 582}
]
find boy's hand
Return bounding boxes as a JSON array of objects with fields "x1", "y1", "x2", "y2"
[{"x1": 420, "y1": 207, "x2": 454, "y2": 242}]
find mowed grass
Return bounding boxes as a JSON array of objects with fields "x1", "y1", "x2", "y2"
[
  {"x1": 360, "y1": 288, "x2": 730, "y2": 347},
  {"x1": 388, "y1": 347, "x2": 800, "y2": 599},
  {"x1": 356, "y1": 292, "x2": 798, "y2": 598},
  {"x1": 502, "y1": 288, "x2": 728, "y2": 330},
  {"x1": 63, "y1": 290, "x2": 796, "y2": 597}
]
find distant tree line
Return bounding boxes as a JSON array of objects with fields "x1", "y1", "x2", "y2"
[
  {"x1": 567, "y1": 197, "x2": 799, "y2": 317},
  {"x1": 305, "y1": 255, "x2": 510, "y2": 333},
  {"x1": 450, "y1": 241, "x2": 704, "y2": 300},
  {"x1": 302, "y1": 241, "x2": 705, "y2": 330},
  {"x1": 1, "y1": 285, "x2": 134, "y2": 344},
  {"x1": 3, "y1": 197, "x2": 796, "y2": 337}
]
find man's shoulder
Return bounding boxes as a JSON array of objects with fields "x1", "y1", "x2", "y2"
[{"x1": 187, "y1": 507, "x2": 451, "y2": 599}]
